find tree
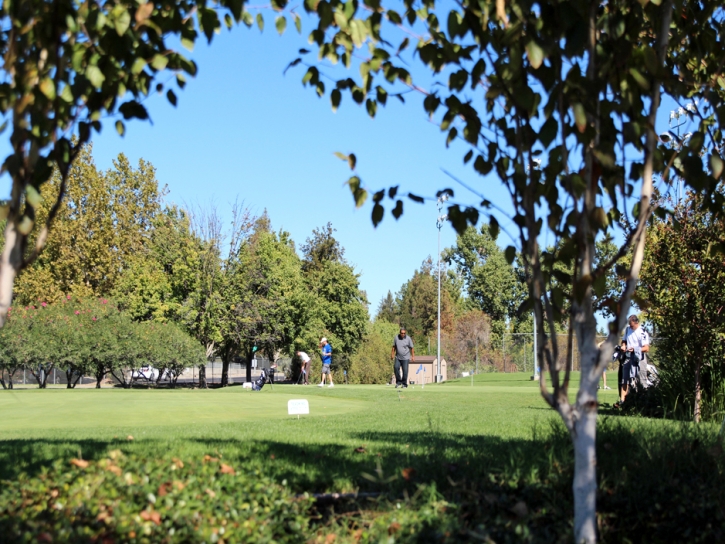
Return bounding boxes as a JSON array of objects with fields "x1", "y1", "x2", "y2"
[
  {"x1": 13, "y1": 147, "x2": 163, "y2": 305},
  {"x1": 443, "y1": 224, "x2": 524, "y2": 333},
  {"x1": 444, "y1": 310, "x2": 491, "y2": 375},
  {"x1": 375, "y1": 291, "x2": 398, "y2": 323},
  {"x1": 224, "y1": 216, "x2": 307, "y2": 384},
  {"x1": 299, "y1": 224, "x2": 369, "y2": 366},
  {"x1": 638, "y1": 189, "x2": 725, "y2": 422},
  {"x1": 0, "y1": 0, "x2": 268, "y2": 324},
  {"x1": 347, "y1": 320, "x2": 399, "y2": 384},
  {"x1": 288, "y1": 0, "x2": 725, "y2": 539}
]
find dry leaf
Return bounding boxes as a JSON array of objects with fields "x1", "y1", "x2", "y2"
[
  {"x1": 354, "y1": 446, "x2": 367, "y2": 454},
  {"x1": 388, "y1": 522, "x2": 401, "y2": 535},
  {"x1": 126, "y1": 435, "x2": 134, "y2": 441},
  {"x1": 203, "y1": 455, "x2": 219, "y2": 463},
  {"x1": 70, "y1": 458, "x2": 89, "y2": 469},
  {"x1": 157, "y1": 482, "x2": 172, "y2": 497},
  {"x1": 140, "y1": 509, "x2": 161, "y2": 525},
  {"x1": 352, "y1": 529, "x2": 363, "y2": 543},
  {"x1": 325, "y1": 534, "x2": 337, "y2": 544},
  {"x1": 172, "y1": 458, "x2": 184, "y2": 469},
  {"x1": 401, "y1": 467, "x2": 416, "y2": 481},
  {"x1": 173, "y1": 480, "x2": 186, "y2": 491},
  {"x1": 106, "y1": 464, "x2": 122, "y2": 476},
  {"x1": 220, "y1": 463, "x2": 236, "y2": 475},
  {"x1": 205, "y1": 488, "x2": 216, "y2": 498}
]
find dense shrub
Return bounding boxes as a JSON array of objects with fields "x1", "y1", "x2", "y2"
[
  {"x1": 347, "y1": 320, "x2": 399, "y2": 384},
  {"x1": 0, "y1": 451, "x2": 312, "y2": 543}
]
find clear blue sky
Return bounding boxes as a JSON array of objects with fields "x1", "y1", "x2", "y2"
[{"x1": 0, "y1": 21, "x2": 686, "y2": 320}]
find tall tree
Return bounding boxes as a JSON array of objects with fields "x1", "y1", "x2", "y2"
[
  {"x1": 638, "y1": 189, "x2": 725, "y2": 422},
  {"x1": 13, "y1": 146, "x2": 163, "y2": 305},
  {"x1": 375, "y1": 291, "x2": 398, "y2": 324},
  {"x1": 299, "y1": 224, "x2": 368, "y2": 366},
  {"x1": 288, "y1": 0, "x2": 725, "y2": 539}
]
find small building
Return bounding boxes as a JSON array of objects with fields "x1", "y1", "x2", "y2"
[{"x1": 407, "y1": 356, "x2": 447, "y2": 384}]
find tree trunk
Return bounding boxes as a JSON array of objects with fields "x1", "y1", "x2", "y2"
[
  {"x1": 571, "y1": 375, "x2": 599, "y2": 544},
  {"x1": 0, "y1": 219, "x2": 22, "y2": 328},
  {"x1": 694, "y1": 359, "x2": 702, "y2": 423},
  {"x1": 0, "y1": 376, "x2": 6, "y2": 390},
  {"x1": 221, "y1": 356, "x2": 230, "y2": 387},
  {"x1": 95, "y1": 369, "x2": 104, "y2": 388},
  {"x1": 66, "y1": 368, "x2": 74, "y2": 389},
  {"x1": 198, "y1": 364, "x2": 207, "y2": 388}
]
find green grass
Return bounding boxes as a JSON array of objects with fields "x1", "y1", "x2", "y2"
[{"x1": 1, "y1": 374, "x2": 723, "y2": 543}]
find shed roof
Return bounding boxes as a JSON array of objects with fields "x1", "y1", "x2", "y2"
[{"x1": 413, "y1": 356, "x2": 446, "y2": 364}]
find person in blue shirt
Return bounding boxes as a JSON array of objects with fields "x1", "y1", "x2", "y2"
[{"x1": 318, "y1": 337, "x2": 334, "y2": 388}]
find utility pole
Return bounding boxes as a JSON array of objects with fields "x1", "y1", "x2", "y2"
[{"x1": 436, "y1": 195, "x2": 448, "y2": 383}]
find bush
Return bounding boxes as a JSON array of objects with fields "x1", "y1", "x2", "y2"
[
  {"x1": 0, "y1": 451, "x2": 312, "y2": 543},
  {"x1": 347, "y1": 321, "x2": 399, "y2": 384}
]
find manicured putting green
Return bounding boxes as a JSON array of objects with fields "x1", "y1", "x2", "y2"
[{"x1": 0, "y1": 386, "x2": 370, "y2": 432}]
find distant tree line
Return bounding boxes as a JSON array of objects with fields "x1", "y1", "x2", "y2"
[{"x1": 2, "y1": 145, "x2": 369, "y2": 387}]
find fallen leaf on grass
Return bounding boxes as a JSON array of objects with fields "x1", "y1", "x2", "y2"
[
  {"x1": 126, "y1": 435, "x2": 134, "y2": 441},
  {"x1": 203, "y1": 455, "x2": 219, "y2": 463},
  {"x1": 270, "y1": 454, "x2": 276, "y2": 460},
  {"x1": 205, "y1": 488, "x2": 216, "y2": 498},
  {"x1": 157, "y1": 482, "x2": 173, "y2": 497},
  {"x1": 140, "y1": 509, "x2": 161, "y2": 525},
  {"x1": 510, "y1": 501, "x2": 529, "y2": 518},
  {"x1": 388, "y1": 522, "x2": 401, "y2": 535},
  {"x1": 354, "y1": 446, "x2": 367, "y2": 454},
  {"x1": 325, "y1": 534, "x2": 337, "y2": 544},
  {"x1": 220, "y1": 463, "x2": 236, "y2": 475},
  {"x1": 352, "y1": 529, "x2": 363, "y2": 542},
  {"x1": 70, "y1": 459, "x2": 89, "y2": 469},
  {"x1": 105, "y1": 464, "x2": 122, "y2": 476},
  {"x1": 172, "y1": 458, "x2": 184, "y2": 469},
  {"x1": 401, "y1": 467, "x2": 416, "y2": 481}
]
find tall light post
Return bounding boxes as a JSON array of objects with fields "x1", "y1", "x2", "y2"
[{"x1": 436, "y1": 195, "x2": 448, "y2": 383}]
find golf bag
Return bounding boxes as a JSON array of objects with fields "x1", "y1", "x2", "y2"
[{"x1": 252, "y1": 369, "x2": 268, "y2": 391}]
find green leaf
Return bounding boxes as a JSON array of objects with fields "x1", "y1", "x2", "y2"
[
  {"x1": 131, "y1": 58, "x2": 147, "y2": 75},
  {"x1": 331, "y1": 88, "x2": 342, "y2": 112},
  {"x1": 408, "y1": 193, "x2": 424, "y2": 203},
  {"x1": 573, "y1": 103, "x2": 587, "y2": 133},
  {"x1": 113, "y1": 7, "x2": 131, "y2": 36},
  {"x1": 488, "y1": 217, "x2": 500, "y2": 240},
  {"x1": 166, "y1": 89, "x2": 177, "y2": 106},
  {"x1": 366, "y1": 99, "x2": 377, "y2": 118},
  {"x1": 504, "y1": 245, "x2": 516, "y2": 265},
  {"x1": 257, "y1": 13, "x2": 264, "y2": 32},
  {"x1": 392, "y1": 200, "x2": 403, "y2": 219},
  {"x1": 275, "y1": 15, "x2": 287, "y2": 35},
  {"x1": 526, "y1": 41, "x2": 545, "y2": 69},
  {"x1": 334, "y1": 152, "x2": 349, "y2": 162},
  {"x1": 538, "y1": 117, "x2": 558, "y2": 147},
  {"x1": 711, "y1": 154, "x2": 724, "y2": 179},
  {"x1": 151, "y1": 55, "x2": 169, "y2": 71},
  {"x1": 463, "y1": 150, "x2": 473, "y2": 164},
  {"x1": 119, "y1": 101, "x2": 149, "y2": 120},
  {"x1": 372, "y1": 203, "x2": 384, "y2": 226},
  {"x1": 346, "y1": 176, "x2": 367, "y2": 207},
  {"x1": 115, "y1": 120, "x2": 125, "y2": 136},
  {"x1": 294, "y1": 14, "x2": 302, "y2": 33},
  {"x1": 628, "y1": 68, "x2": 650, "y2": 90},
  {"x1": 348, "y1": 153, "x2": 356, "y2": 170},
  {"x1": 181, "y1": 38, "x2": 195, "y2": 51},
  {"x1": 39, "y1": 78, "x2": 55, "y2": 100},
  {"x1": 86, "y1": 66, "x2": 105, "y2": 88}
]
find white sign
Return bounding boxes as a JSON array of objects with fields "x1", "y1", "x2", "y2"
[
  {"x1": 461, "y1": 371, "x2": 470, "y2": 377},
  {"x1": 251, "y1": 359, "x2": 257, "y2": 369},
  {"x1": 288, "y1": 399, "x2": 310, "y2": 417}
]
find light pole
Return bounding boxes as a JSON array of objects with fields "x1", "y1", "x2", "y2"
[{"x1": 436, "y1": 195, "x2": 448, "y2": 383}]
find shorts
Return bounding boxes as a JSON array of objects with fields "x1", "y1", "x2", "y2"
[
  {"x1": 321, "y1": 364, "x2": 331, "y2": 374},
  {"x1": 621, "y1": 361, "x2": 637, "y2": 386}
]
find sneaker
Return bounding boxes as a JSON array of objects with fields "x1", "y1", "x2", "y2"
[
  {"x1": 318, "y1": 383, "x2": 324, "y2": 387},
  {"x1": 603, "y1": 386, "x2": 612, "y2": 390},
  {"x1": 328, "y1": 383, "x2": 334, "y2": 388}
]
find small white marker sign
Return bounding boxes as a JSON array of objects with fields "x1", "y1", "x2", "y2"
[{"x1": 288, "y1": 399, "x2": 310, "y2": 418}]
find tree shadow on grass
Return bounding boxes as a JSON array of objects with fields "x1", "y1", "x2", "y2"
[{"x1": 1, "y1": 420, "x2": 723, "y2": 542}]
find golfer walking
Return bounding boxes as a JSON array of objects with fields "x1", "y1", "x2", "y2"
[
  {"x1": 318, "y1": 338, "x2": 334, "y2": 388},
  {"x1": 391, "y1": 327, "x2": 415, "y2": 388}
]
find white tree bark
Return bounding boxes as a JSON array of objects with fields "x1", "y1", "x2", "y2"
[{"x1": 0, "y1": 219, "x2": 23, "y2": 328}]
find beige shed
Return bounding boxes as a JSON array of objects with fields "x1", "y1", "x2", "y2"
[{"x1": 407, "y1": 355, "x2": 447, "y2": 384}]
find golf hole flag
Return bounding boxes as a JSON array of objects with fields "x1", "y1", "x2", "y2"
[{"x1": 416, "y1": 364, "x2": 424, "y2": 374}]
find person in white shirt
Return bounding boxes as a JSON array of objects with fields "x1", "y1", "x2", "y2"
[
  {"x1": 619, "y1": 314, "x2": 650, "y2": 404},
  {"x1": 296, "y1": 351, "x2": 311, "y2": 385}
]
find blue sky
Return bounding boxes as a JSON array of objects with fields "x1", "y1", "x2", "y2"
[{"x1": 0, "y1": 19, "x2": 688, "y2": 320}]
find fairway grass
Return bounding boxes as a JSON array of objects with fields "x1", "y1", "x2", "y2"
[{"x1": 2, "y1": 374, "x2": 722, "y2": 542}]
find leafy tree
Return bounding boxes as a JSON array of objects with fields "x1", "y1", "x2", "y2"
[
  {"x1": 375, "y1": 291, "x2": 398, "y2": 323},
  {"x1": 299, "y1": 224, "x2": 368, "y2": 366},
  {"x1": 443, "y1": 224, "x2": 524, "y2": 335},
  {"x1": 13, "y1": 147, "x2": 163, "y2": 305},
  {"x1": 224, "y1": 217, "x2": 307, "y2": 384},
  {"x1": 638, "y1": 189, "x2": 725, "y2": 422},
  {"x1": 444, "y1": 309, "x2": 491, "y2": 375},
  {"x1": 0, "y1": 0, "x2": 262, "y2": 325},
  {"x1": 347, "y1": 320, "x2": 399, "y2": 384},
  {"x1": 289, "y1": 0, "x2": 725, "y2": 538}
]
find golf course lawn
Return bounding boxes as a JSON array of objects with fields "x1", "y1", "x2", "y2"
[{"x1": 1, "y1": 373, "x2": 722, "y2": 542}]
